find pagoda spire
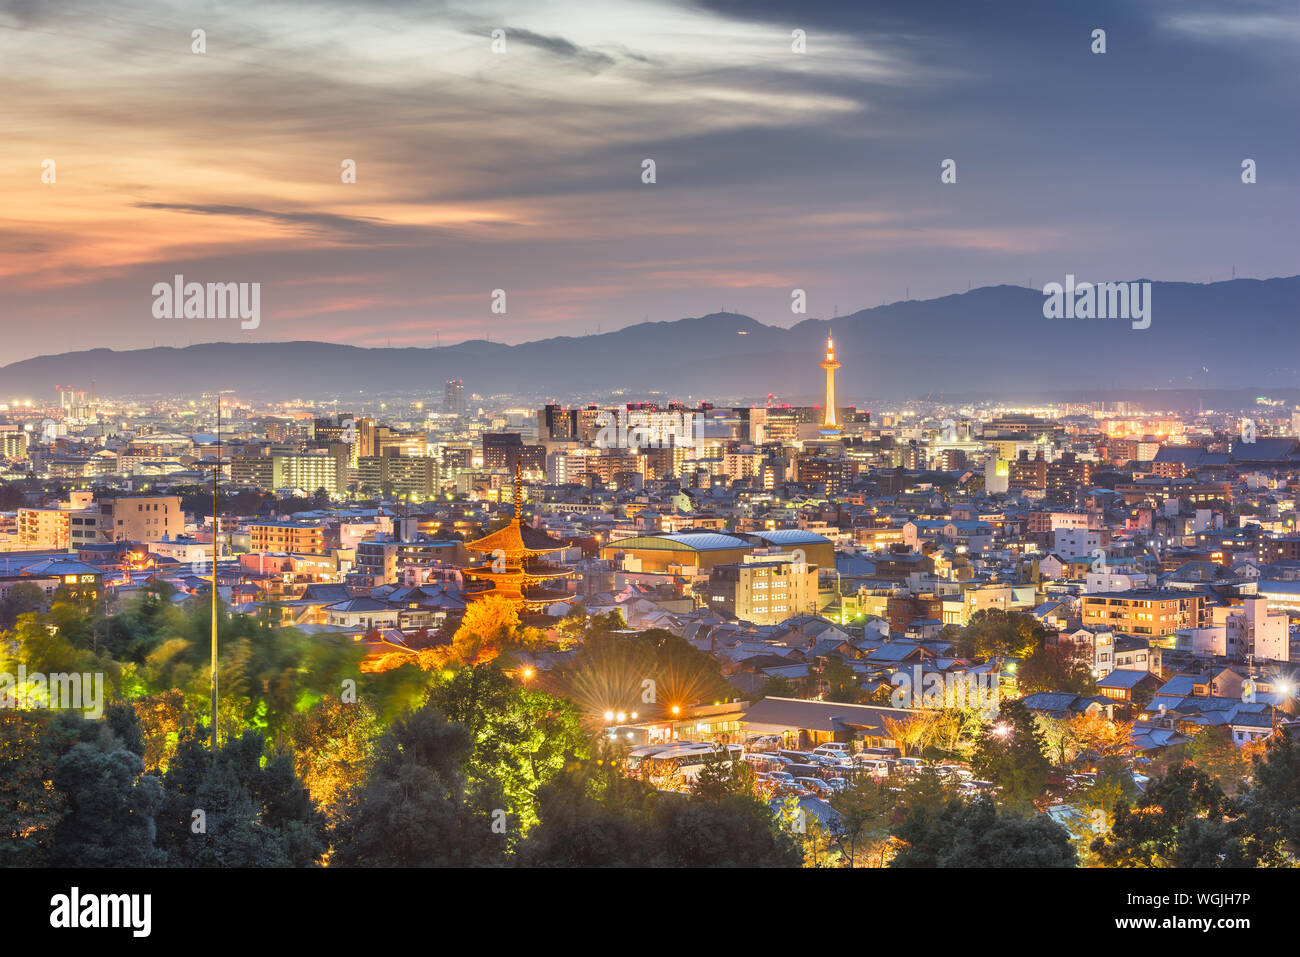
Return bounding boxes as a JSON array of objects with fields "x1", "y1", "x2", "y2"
[{"x1": 513, "y1": 458, "x2": 523, "y2": 522}]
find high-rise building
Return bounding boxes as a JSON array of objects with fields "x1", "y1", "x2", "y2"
[
  {"x1": 272, "y1": 452, "x2": 345, "y2": 497},
  {"x1": 539, "y1": 404, "x2": 577, "y2": 441},
  {"x1": 483, "y1": 432, "x2": 523, "y2": 470},
  {"x1": 444, "y1": 379, "x2": 466, "y2": 415}
]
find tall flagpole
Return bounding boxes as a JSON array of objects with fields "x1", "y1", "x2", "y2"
[{"x1": 211, "y1": 396, "x2": 220, "y2": 751}]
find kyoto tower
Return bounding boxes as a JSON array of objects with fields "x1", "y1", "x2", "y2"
[{"x1": 819, "y1": 332, "x2": 842, "y2": 436}]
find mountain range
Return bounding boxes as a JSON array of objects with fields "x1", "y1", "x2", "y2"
[{"x1": 3, "y1": 278, "x2": 1296, "y2": 403}]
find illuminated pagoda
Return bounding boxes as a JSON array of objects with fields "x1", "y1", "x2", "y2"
[{"x1": 462, "y1": 462, "x2": 574, "y2": 613}]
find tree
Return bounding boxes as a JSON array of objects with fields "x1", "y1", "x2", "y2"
[
  {"x1": 955, "y1": 609, "x2": 1051, "y2": 661},
  {"x1": 0, "y1": 581, "x2": 45, "y2": 630},
  {"x1": 1231, "y1": 732, "x2": 1300, "y2": 866},
  {"x1": 891, "y1": 798, "x2": 1076, "y2": 867},
  {"x1": 830, "y1": 775, "x2": 895, "y2": 867},
  {"x1": 1019, "y1": 644, "x2": 1096, "y2": 696},
  {"x1": 448, "y1": 596, "x2": 521, "y2": 667},
  {"x1": 48, "y1": 742, "x2": 166, "y2": 867},
  {"x1": 971, "y1": 700, "x2": 1051, "y2": 812},
  {"x1": 425, "y1": 665, "x2": 588, "y2": 834},
  {"x1": 1187, "y1": 725, "x2": 1259, "y2": 796},
  {"x1": 155, "y1": 728, "x2": 324, "y2": 867},
  {"x1": 517, "y1": 746, "x2": 657, "y2": 866},
  {"x1": 820, "y1": 656, "x2": 859, "y2": 702},
  {"x1": 1091, "y1": 763, "x2": 1227, "y2": 867},
  {"x1": 330, "y1": 703, "x2": 507, "y2": 867},
  {"x1": 0, "y1": 712, "x2": 64, "y2": 866},
  {"x1": 280, "y1": 697, "x2": 383, "y2": 825}
]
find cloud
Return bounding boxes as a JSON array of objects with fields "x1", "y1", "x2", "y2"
[{"x1": 499, "y1": 26, "x2": 617, "y2": 71}]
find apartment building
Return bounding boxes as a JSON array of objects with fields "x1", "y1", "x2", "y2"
[
  {"x1": 1081, "y1": 589, "x2": 1207, "y2": 638},
  {"x1": 247, "y1": 521, "x2": 328, "y2": 555},
  {"x1": 707, "y1": 554, "x2": 819, "y2": 625}
]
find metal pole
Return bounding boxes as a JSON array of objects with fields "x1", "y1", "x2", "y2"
[{"x1": 211, "y1": 396, "x2": 219, "y2": 751}]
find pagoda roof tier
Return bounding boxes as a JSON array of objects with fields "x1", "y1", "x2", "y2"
[
  {"x1": 462, "y1": 567, "x2": 572, "y2": 585},
  {"x1": 522, "y1": 585, "x2": 574, "y2": 604},
  {"x1": 465, "y1": 519, "x2": 567, "y2": 556}
]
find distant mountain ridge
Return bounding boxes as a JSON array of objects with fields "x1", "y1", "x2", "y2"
[{"x1": 3, "y1": 278, "x2": 1296, "y2": 401}]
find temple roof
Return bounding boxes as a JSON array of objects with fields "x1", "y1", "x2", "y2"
[{"x1": 465, "y1": 519, "x2": 567, "y2": 555}]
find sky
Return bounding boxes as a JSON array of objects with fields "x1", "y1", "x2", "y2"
[{"x1": 2, "y1": 0, "x2": 1297, "y2": 362}]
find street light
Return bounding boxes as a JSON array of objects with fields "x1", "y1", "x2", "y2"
[{"x1": 1272, "y1": 680, "x2": 1295, "y2": 735}]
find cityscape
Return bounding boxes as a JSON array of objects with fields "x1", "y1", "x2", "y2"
[{"x1": 0, "y1": 0, "x2": 1297, "y2": 931}]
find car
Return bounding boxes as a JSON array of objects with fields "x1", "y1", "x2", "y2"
[
  {"x1": 776, "y1": 749, "x2": 818, "y2": 764},
  {"x1": 824, "y1": 777, "x2": 849, "y2": 792},
  {"x1": 784, "y1": 763, "x2": 823, "y2": 779},
  {"x1": 812, "y1": 752, "x2": 851, "y2": 768},
  {"x1": 858, "y1": 747, "x2": 902, "y2": 762},
  {"x1": 935, "y1": 765, "x2": 973, "y2": 781},
  {"x1": 796, "y1": 777, "x2": 832, "y2": 796},
  {"x1": 856, "y1": 759, "x2": 891, "y2": 778},
  {"x1": 768, "y1": 770, "x2": 796, "y2": 786},
  {"x1": 812, "y1": 743, "x2": 852, "y2": 756}
]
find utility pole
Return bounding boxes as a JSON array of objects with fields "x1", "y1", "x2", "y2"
[{"x1": 211, "y1": 396, "x2": 220, "y2": 751}]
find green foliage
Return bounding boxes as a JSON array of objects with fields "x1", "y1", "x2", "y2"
[
  {"x1": 1019, "y1": 644, "x2": 1097, "y2": 696},
  {"x1": 955, "y1": 609, "x2": 1052, "y2": 661},
  {"x1": 1091, "y1": 763, "x2": 1227, "y2": 867},
  {"x1": 829, "y1": 774, "x2": 895, "y2": 867},
  {"x1": 48, "y1": 727, "x2": 167, "y2": 867},
  {"x1": 518, "y1": 742, "x2": 800, "y2": 867},
  {"x1": 891, "y1": 798, "x2": 1077, "y2": 867},
  {"x1": 330, "y1": 704, "x2": 507, "y2": 867},
  {"x1": 425, "y1": 664, "x2": 588, "y2": 834},
  {"x1": 971, "y1": 699, "x2": 1051, "y2": 813},
  {"x1": 155, "y1": 727, "x2": 324, "y2": 867}
]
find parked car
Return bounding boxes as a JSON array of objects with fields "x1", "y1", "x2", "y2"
[
  {"x1": 858, "y1": 747, "x2": 901, "y2": 762},
  {"x1": 812, "y1": 743, "x2": 853, "y2": 756},
  {"x1": 856, "y1": 759, "x2": 891, "y2": 778},
  {"x1": 812, "y1": 751, "x2": 852, "y2": 768},
  {"x1": 777, "y1": 750, "x2": 819, "y2": 764},
  {"x1": 796, "y1": 777, "x2": 832, "y2": 796},
  {"x1": 824, "y1": 777, "x2": 849, "y2": 792},
  {"x1": 784, "y1": 763, "x2": 823, "y2": 779},
  {"x1": 935, "y1": 764, "x2": 973, "y2": 781}
]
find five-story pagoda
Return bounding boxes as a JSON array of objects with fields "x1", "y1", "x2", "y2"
[{"x1": 462, "y1": 462, "x2": 573, "y2": 613}]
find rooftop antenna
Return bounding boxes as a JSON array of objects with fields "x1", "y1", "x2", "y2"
[{"x1": 210, "y1": 395, "x2": 220, "y2": 751}]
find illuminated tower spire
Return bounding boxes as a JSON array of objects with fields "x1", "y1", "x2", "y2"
[
  {"x1": 513, "y1": 458, "x2": 523, "y2": 521},
  {"x1": 820, "y1": 332, "x2": 842, "y2": 434}
]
